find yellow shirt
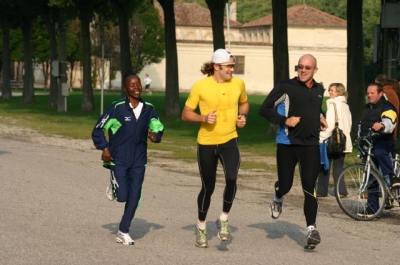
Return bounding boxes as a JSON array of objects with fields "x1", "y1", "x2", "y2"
[{"x1": 185, "y1": 76, "x2": 248, "y2": 145}]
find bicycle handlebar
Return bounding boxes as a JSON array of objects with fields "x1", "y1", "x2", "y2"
[{"x1": 357, "y1": 129, "x2": 380, "y2": 156}]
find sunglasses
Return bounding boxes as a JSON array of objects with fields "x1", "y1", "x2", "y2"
[
  {"x1": 219, "y1": 64, "x2": 235, "y2": 69},
  {"x1": 297, "y1": 65, "x2": 314, "y2": 71}
]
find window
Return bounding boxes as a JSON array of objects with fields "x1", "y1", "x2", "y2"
[{"x1": 235, "y1": 55, "x2": 245, "y2": 74}]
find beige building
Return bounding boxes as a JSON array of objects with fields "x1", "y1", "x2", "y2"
[{"x1": 142, "y1": 2, "x2": 347, "y2": 95}]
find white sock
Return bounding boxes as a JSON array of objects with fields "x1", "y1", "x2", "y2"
[
  {"x1": 307, "y1": 225, "x2": 315, "y2": 231},
  {"x1": 219, "y1": 212, "x2": 228, "y2": 222},
  {"x1": 197, "y1": 220, "x2": 206, "y2": 230},
  {"x1": 274, "y1": 193, "x2": 284, "y2": 202}
]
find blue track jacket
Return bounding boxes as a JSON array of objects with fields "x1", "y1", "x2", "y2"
[{"x1": 92, "y1": 97, "x2": 163, "y2": 168}]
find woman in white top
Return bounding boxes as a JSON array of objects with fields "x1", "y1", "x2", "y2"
[{"x1": 317, "y1": 83, "x2": 353, "y2": 197}]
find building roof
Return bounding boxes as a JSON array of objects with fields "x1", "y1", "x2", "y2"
[
  {"x1": 241, "y1": 5, "x2": 347, "y2": 28},
  {"x1": 154, "y1": 2, "x2": 242, "y2": 28}
]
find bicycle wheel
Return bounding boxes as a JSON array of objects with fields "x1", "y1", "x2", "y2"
[{"x1": 335, "y1": 163, "x2": 387, "y2": 221}]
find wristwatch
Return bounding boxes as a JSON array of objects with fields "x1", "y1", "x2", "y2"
[{"x1": 240, "y1": 114, "x2": 248, "y2": 120}]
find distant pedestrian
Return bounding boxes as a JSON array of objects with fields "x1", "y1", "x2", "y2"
[
  {"x1": 92, "y1": 71, "x2": 164, "y2": 245},
  {"x1": 144, "y1": 74, "x2": 152, "y2": 95}
]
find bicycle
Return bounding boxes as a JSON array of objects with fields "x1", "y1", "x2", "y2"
[{"x1": 335, "y1": 133, "x2": 400, "y2": 221}]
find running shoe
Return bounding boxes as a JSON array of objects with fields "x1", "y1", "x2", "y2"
[
  {"x1": 216, "y1": 219, "x2": 230, "y2": 241},
  {"x1": 269, "y1": 194, "x2": 283, "y2": 219},
  {"x1": 195, "y1": 228, "x2": 208, "y2": 248},
  {"x1": 106, "y1": 184, "x2": 115, "y2": 201},
  {"x1": 116, "y1": 230, "x2": 134, "y2": 245},
  {"x1": 304, "y1": 227, "x2": 321, "y2": 250}
]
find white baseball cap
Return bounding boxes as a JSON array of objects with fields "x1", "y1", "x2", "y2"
[{"x1": 211, "y1": 49, "x2": 235, "y2": 64}]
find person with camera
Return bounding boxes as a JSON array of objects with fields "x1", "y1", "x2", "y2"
[
  {"x1": 317, "y1": 83, "x2": 353, "y2": 198},
  {"x1": 358, "y1": 82, "x2": 400, "y2": 217}
]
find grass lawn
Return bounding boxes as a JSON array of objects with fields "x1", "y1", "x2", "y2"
[{"x1": 0, "y1": 88, "x2": 359, "y2": 170}]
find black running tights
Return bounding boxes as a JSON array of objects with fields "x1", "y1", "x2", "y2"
[
  {"x1": 197, "y1": 138, "x2": 240, "y2": 221},
  {"x1": 275, "y1": 144, "x2": 320, "y2": 227}
]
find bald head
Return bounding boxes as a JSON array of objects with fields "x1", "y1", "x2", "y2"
[
  {"x1": 297, "y1": 54, "x2": 318, "y2": 88},
  {"x1": 298, "y1": 54, "x2": 317, "y2": 68}
]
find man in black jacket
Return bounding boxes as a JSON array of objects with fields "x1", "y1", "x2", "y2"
[{"x1": 259, "y1": 54, "x2": 327, "y2": 250}]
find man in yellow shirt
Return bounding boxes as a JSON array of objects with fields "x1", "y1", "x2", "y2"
[{"x1": 182, "y1": 48, "x2": 249, "y2": 248}]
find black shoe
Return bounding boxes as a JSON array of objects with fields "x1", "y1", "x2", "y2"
[
  {"x1": 390, "y1": 174, "x2": 400, "y2": 188},
  {"x1": 385, "y1": 197, "x2": 394, "y2": 209}
]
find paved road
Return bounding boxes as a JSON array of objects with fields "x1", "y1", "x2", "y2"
[{"x1": 1, "y1": 136, "x2": 399, "y2": 264}]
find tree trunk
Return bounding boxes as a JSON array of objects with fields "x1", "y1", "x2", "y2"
[
  {"x1": 158, "y1": 0, "x2": 180, "y2": 117},
  {"x1": 206, "y1": 0, "x2": 227, "y2": 50},
  {"x1": 347, "y1": 0, "x2": 365, "y2": 140},
  {"x1": 272, "y1": 0, "x2": 289, "y2": 84},
  {"x1": 1, "y1": 26, "x2": 12, "y2": 100},
  {"x1": 269, "y1": 0, "x2": 289, "y2": 136},
  {"x1": 21, "y1": 21, "x2": 35, "y2": 104},
  {"x1": 111, "y1": 1, "x2": 133, "y2": 96},
  {"x1": 44, "y1": 7, "x2": 58, "y2": 109},
  {"x1": 80, "y1": 15, "x2": 95, "y2": 111},
  {"x1": 69, "y1": 61, "x2": 75, "y2": 90}
]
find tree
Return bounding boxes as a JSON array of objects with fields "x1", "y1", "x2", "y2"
[
  {"x1": 130, "y1": 4, "x2": 165, "y2": 74},
  {"x1": 110, "y1": 0, "x2": 144, "y2": 95},
  {"x1": 1, "y1": 27, "x2": 12, "y2": 100},
  {"x1": 91, "y1": 17, "x2": 119, "y2": 89},
  {"x1": 0, "y1": 1, "x2": 18, "y2": 100},
  {"x1": 272, "y1": 0, "x2": 289, "y2": 84},
  {"x1": 205, "y1": 0, "x2": 227, "y2": 50},
  {"x1": 347, "y1": 0, "x2": 365, "y2": 138},
  {"x1": 157, "y1": 0, "x2": 180, "y2": 117},
  {"x1": 74, "y1": 0, "x2": 110, "y2": 111},
  {"x1": 11, "y1": 0, "x2": 43, "y2": 104},
  {"x1": 74, "y1": 1, "x2": 94, "y2": 111},
  {"x1": 40, "y1": 3, "x2": 59, "y2": 108},
  {"x1": 31, "y1": 17, "x2": 51, "y2": 91},
  {"x1": 267, "y1": 0, "x2": 290, "y2": 136},
  {"x1": 65, "y1": 19, "x2": 81, "y2": 91}
]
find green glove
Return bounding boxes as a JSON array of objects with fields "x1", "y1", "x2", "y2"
[{"x1": 149, "y1": 118, "x2": 164, "y2": 133}]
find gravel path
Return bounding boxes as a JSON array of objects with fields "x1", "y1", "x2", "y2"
[{"x1": 1, "y1": 123, "x2": 400, "y2": 264}]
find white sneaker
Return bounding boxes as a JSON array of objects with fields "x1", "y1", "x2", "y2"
[
  {"x1": 116, "y1": 230, "x2": 134, "y2": 245},
  {"x1": 305, "y1": 226, "x2": 321, "y2": 249},
  {"x1": 195, "y1": 227, "x2": 208, "y2": 248},
  {"x1": 106, "y1": 184, "x2": 115, "y2": 201},
  {"x1": 269, "y1": 193, "x2": 283, "y2": 219},
  {"x1": 216, "y1": 219, "x2": 230, "y2": 241}
]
